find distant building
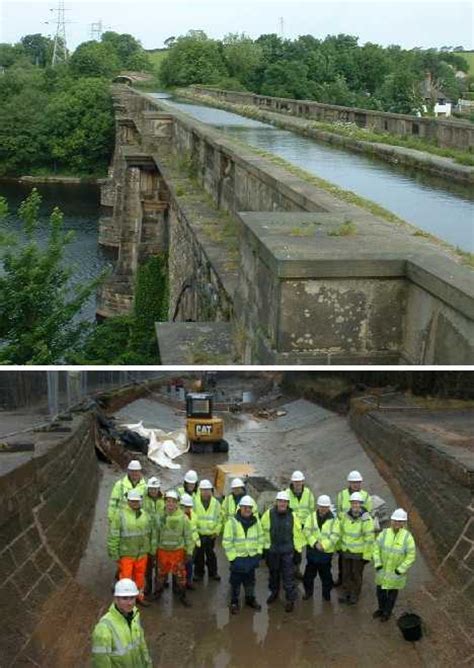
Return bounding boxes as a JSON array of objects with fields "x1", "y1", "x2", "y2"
[{"x1": 420, "y1": 76, "x2": 453, "y2": 117}]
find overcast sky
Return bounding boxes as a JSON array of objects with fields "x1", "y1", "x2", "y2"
[{"x1": 1, "y1": 0, "x2": 472, "y2": 51}]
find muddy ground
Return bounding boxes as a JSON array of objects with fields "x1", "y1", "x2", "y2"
[{"x1": 69, "y1": 393, "x2": 458, "y2": 668}]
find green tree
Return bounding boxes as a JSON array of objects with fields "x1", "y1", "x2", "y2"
[
  {"x1": 222, "y1": 34, "x2": 263, "y2": 87},
  {"x1": 44, "y1": 77, "x2": 115, "y2": 173},
  {"x1": 378, "y1": 69, "x2": 424, "y2": 114},
  {"x1": 101, "y1": 31, "x2": 150, "y2": 70},
  {"x1": 0, "y1": 189, "x2": 104, "y2": 364},
  {"x1": 261, "y1": 61, "x2": 315, "y2": 99},
  {"x1": 0, "y1": 43, "x2": 25, "y2": 68},
  {"x1": 20, "y1": 34, "x2": 54, "y2": 67},
  {"x1": 160, "y1": 32, "x2": 227, "y2": 87},
  {"x1": 69, "y1": 41, "x2": 120, "y2": 78}
]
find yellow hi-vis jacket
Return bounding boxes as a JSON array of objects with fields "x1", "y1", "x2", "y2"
[
  {"x1": 91, "y1": 603, "x2": 152, "y2": 667},
  {"x1": 194, "y1": 495, "x2": 222, "y2": 536},
  {"x1": 336, "y1": 488, "x2": 373, "y2": 518},
  {"x1": 373, "y1": 527, "x2": 416, "y2": 590},
  {"x1": 339, "y1": 510, "x2": 375, "y2": 561},
  {"x1": 222, "y1": 515, "x2": 264, "y2": 562},
  {"x1": 142, "y1": 494, "x2": 164, "y2": 523},
  {"x1": 285, "y1": 486, "x2": 315, "y2": 527},
  {"x1": 260, "y1": 507, "x2": 305, "y2": 552},
  {"x1": 153, "y1": 508, "x2": 194, "y2": 555},
  {"x1": 107, "y1": 507, "x2": 151, "y2": 561},
  {"x1": 107, "y1": 476, "x2": 147, "y2": 523},
  {"x1": 303, "y1": 512, "x2": 341, "y2": 553},
  {"x1": 183, "y1": 509, "x2": 201, "y2": 548}
]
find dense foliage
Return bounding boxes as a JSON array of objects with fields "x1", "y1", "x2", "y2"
[
  {"x1": 161, "y1": 32, "x2": 471, "y2": 114},
  {"x1": 71, "y1": 255, "x2": 169, "y2": 364},
  {"x1": 0, "y1": 31, "x2": 152, "y2": 176}
]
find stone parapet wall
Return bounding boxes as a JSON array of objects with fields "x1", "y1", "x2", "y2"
[
  {"x1": 191, "y1": 86, "x2": 474, "y2": 151},
  {"x1": 0, "y1": 413, "x2": 100, "y2": 665}
]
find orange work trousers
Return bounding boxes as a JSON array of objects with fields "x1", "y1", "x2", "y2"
[
  {"x1": 156, "y1": 548, "x2": 186, "y2": 588},
  {"x1": 118, "y1": 555, "x2": 148, "y2": 599}
]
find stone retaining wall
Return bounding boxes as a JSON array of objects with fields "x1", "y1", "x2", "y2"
[
  {"x1": 0, "y1": 413, "x2": 100, "y2": 665},
  {"x1": 349, "y1": 402, "x2": 474, "y2": 584}
]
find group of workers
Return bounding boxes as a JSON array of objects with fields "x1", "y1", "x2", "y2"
[{"x1": 92, "y1": 460, "x2": 417, "y2": 666}]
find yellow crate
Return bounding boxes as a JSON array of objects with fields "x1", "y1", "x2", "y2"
[{"x1": 214, "y1": 463, "x2": 255, "y2": 496}]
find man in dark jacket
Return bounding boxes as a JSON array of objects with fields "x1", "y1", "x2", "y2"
[{"x1": 261, "y1": 491, "x2": 305, "y2": 612}]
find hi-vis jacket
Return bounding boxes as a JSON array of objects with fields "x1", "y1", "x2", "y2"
[
  {"x1": 284, "y1": 486, "x2": 315, "y2": 527},
  {"x1": 303, "y1": 512, "x2": 341, "y2": 554},
  {"x1": 336, "y1": 488, "x2": 373, "y2": 518},
  {"x1": 222, "y1": 515, "x2": 264, "y2": 562},
  {"x1": 194, "y1": 495, "x2": 222, "y2": 536},
  {"x1": 107, "y1": 507, "x2": 151, "y2": 560},
  {"x1": 107, "y1": 476, "x2": 147, "y2": 523},
  {"x1": 142, "y1": 494, "x2": 164, "y2": 522},
  {"x1": 153, "y1": 509, "x2": 194, "y2": 555},
  {"x1": 373, "y1": 527, "x2": 416, "y2": 590},
  {"x1": 339, "y1": 510, "x2": 375, "y2": 561},
  {"x1": 91, "y1": 603, "x2": 152, "y2": 667}
]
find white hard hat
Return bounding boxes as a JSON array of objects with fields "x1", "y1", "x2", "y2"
[
  {"x1": 349, "y1": 492, "x2": 364, "y2": 502},
  {"x1": 199, "y1": 479, "x2": 213, "y2": 490},
  {"x1": 114, "y1": 578, "x2": 139, "y2": 597},
  {"x1": 147, "y1": 476, "x2": 161, "y2": 489},
  {"x1": 291, "y1": 470, "x2": 305, "y2": 482},
  {"x1": 165, "y1": 489, "x2": 179, "y2": 500},
  {"x1": 231, "y1": 478, "x2": 245, "y2": 489},
  {"x1": 127, "y1": 460, "x2": 142, "y2": 471},
  {"x1": 391, "y1": 508, "x2": 408, "y2": 522},
  {"x1": 184, "y1": 470, "x2": 198, "y2": 484},
  {"x1": 347, "y1": 470, "x2": 363, "y2": 482},
  {"x1": 127, "y1": 489, "x2": 142, "y2": 501},
  {"x1": 180, "y1": 493, "x2": 194, "y2": 508},
  {"x1": 276, "y1": 491, "x2": 290, "y2": 502},
  {"x1": 317, "y1": 494, "x2": 331, "y2": 507},
  {"x1": 239, "y1": 495, "x2": 255, "y2": 508}
]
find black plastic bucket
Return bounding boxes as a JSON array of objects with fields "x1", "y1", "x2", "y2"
[{"x1": 397, "y1": 613, "x2": 423, "y2": 641}]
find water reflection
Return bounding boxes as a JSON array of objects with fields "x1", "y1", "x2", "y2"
[{"x1": 0, "y1": 180, "x2": 111, "y2": 321}]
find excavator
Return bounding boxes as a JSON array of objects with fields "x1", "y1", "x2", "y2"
[{"x1": 185, "y1": 391, "x2": 229, "y2": 454}]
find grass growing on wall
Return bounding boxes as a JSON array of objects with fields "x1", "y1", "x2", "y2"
[{"x1": 178, "y1": 90, "x2": 474, "y2": 167}]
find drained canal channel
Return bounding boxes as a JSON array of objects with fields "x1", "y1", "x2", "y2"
[{"x1": 2, "y1": 374, "x2": 473, "y2": 666}]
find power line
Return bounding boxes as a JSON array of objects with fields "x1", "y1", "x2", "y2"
[
  {"x1": 49, "y1": 0, "x2": 70, "y2": 66},
  {"x1": 90, "y1": 19, "x2": 112, "y2": 41}
]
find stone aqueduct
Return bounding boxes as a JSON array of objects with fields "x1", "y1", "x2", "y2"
[{"x1": 97, "y1": 86, "x2": 474, "y2": 364}]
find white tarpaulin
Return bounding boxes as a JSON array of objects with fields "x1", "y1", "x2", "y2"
[{"x1": 121, "y1": 421, "x2": 188, "y2": 469}]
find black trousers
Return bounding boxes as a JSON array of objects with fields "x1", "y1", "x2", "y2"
[
  {"x1": 194, "y1": 535, "x2": 218, "y2": 577},
  {"x1": 303, "y1": 560, "x2": 333, "y2": 598},
  {"x1": 341, "y1": 555, "x2": 365, "y2": 599},
  {"x1": 267, "y1": 551, "x2": 297, "y2": 601},
  {"x1": 376, "y1": 586, "x2": 398, "y2": 616},
  {"x1": 229, "y1": 569, "x2": 256, "y2": 604},
  {"x1": 144, "y1": 553, "x2": 156, "y2": 595}
]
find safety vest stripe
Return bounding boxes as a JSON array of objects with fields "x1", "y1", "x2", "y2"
[{"x1": 99, "y1": 619, "x2": 142, "y2": 656}]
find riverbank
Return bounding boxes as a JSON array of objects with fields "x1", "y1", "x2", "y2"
[
  {"x1": 0, "y1": 175, "x2": 106, "y2": 186},
  {"x1": 176, "y1": 89, "x2": 474, "y2": 185}
]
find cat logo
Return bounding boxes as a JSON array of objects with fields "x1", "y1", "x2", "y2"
[{"x1": 196, "y1": 424, "x2": 213, "y2": 435}]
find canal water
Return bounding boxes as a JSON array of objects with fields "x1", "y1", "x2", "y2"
[
  {"x1": 0, "y1": 180, "x2": 111, "y2": 321},
  {"x1": 152, "y1": 93, "x2": 474, "y2": 253}
]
